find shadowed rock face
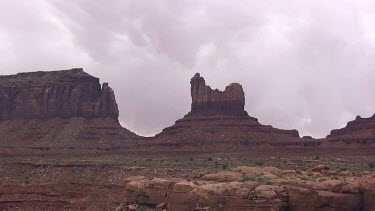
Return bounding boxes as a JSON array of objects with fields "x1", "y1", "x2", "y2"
[
  {"x1": 190, "y1": 73, "x2": 247, "y2": 116},
  {"x1": 0, "y1": 68, "x2": 118, "y2": 121}
]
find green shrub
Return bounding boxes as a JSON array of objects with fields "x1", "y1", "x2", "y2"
[
  {"x1": 296, "y1": 169, "x2": 302, "y2": 175},
  {"x1": 189, "y1": 157, "x2": 194, "y2": 161},
  {"x1": 222, "y1": 163, "x2": 229, "y2": 170},
  {"x1": 255, "y1": 161, "x2": 264, "y2": 166},
  {"x1": 368, "y1": 163, "x2": 375, "y2": 169},
  {"x1": 207, "y1": 157, "x2": 213, "y2": 161},
  {"x1": 23, "y1": 176, "x2": 30, "y2": 184},
  {"x1": 265, "y1": 180, "x2": 273, "y2": 185},
  {"x1": 319, "y1": 178, "x2": 327, "y2": 182},
  {"x1": 331, "y1": 176, "x2": 339, "y2": 180},
  {"x1": 314, "y1": 156, "x2": 320, "y2": 160},
  {"x1": 241, "y1": 176, "x2": 255, "y2": 182},
  {"x1": 146, "y1": 158, "x2": 152, "y2": 162}
]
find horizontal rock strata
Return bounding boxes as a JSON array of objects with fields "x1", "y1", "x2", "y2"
[{"x1": 0, "y1": 68, "x2": 118, "y2": 121}]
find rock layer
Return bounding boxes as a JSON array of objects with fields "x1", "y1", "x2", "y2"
[{"x1": 0, "y1": 68, "x2": 118, "y2": 121}]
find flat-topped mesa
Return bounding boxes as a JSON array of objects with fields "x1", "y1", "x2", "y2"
[
  {"x1": 0, "y1": 68, "x2": 119, "y2": 121},
  {"x1": 190, "y1": 73, "x2": 247, "y2": 116},
  {"x1": 327, "y1": 114, "x2": 375, "y2": 138}
]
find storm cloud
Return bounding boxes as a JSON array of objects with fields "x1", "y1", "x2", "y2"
[{"x1": 1, "y1": 0, "x2": 375, "y2": 137}]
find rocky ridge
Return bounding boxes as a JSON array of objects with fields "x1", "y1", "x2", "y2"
[{"x1": 324, "y1": 114, "x2": 375, "y2": 148}]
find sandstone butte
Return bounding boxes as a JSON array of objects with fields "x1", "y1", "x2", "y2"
[
  {"x1": 0, "y1": 68, "x2": 374, "y2": 154},
  {"x1": 0, "y1": 68, "x2": 138, "y2": 155}
]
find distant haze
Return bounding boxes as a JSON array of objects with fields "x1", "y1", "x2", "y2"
[{"x1": 1, "y1": 0, "x2": 375, "y2": 138}]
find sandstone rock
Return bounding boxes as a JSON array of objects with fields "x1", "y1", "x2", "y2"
[
  {"x1": 0, "y1": 69, "x2": 138, "y2": 153},
  {"x1": 309, "y1": 165, "x2": 329, "y2": 172},
  {"x1": 326, "y1": 114, "x2": 375, "y2": 148},
  {"x1": 190, "y1": 73, "x2": 247, "y2": 116},
  {"x1": 166, "y1": 181, "x2": 196, "y2": 211},
  {"x1": 287, "y1": 186, "x2": 361, "y2": 211},
  {"x1": 232, "y1": 166, "x2": 263, "y2": 176},
  {"x1": 187, "y1": 181, "x2": 285, "y2": 211},
  {"x1": 281, "y1": 170, "x2": 295, "y2": 175},
  {"x1": 154, "y1": 73, "x2": 307, "y2": 152},
  {"x1": 201, "y1": 171, "x2": 242, "y2": 182},
  {"x1": 0, "y1": 68, "x2": 118, "y2": 121}
]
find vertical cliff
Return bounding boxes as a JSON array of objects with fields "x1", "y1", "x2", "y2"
[
  {"x1": 0, "y1": 68, "x2": 138, "y2": 154},
  {"x1": 0, "y1": 68, "x2": 119, "y2": 121},
  {"x1": 190, "y1": 73, "x2": 246, "y2": 115}
]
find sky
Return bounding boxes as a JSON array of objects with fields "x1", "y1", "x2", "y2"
[{"x1": 1, "y1": 0, "x2": 375, "y2": 138}]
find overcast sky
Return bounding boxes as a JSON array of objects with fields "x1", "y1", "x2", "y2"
[{"x1": 1, "y1": 0, "x2": 375, "y2": 138}]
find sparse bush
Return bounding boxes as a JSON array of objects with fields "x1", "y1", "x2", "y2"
[
  {"x1": 194, "y1": 181, "x2": 199, "y2": 186},
  {"x1": 189, "y1": 157, "x2": 194, "y2": 161},
  {"x1": 222, "y1": 163, "x2": 229, "y2": 170},
  {"x1": 368, "y1": 163, "x2": 375, "y2": 169},
  {"x1": 314, "y1": 156, "x2": 320, "y2": 160},
  {"x1": 137, "y1": 204, "x2": 156, "y2": 211},
  {"x1": 146, "y1": 158, "x2": 152, "y2": 162},
  {"x1": 23, "y1": 176, "x2": 30, "y2": 184},
  {"x1": 241, "y1": 176, "x2": 256, "y2": 182},
  {"x1": 265, "y1": 180, "x2": 273, "y2": 185},
  {"x1": 331, "y1": 176, "x2": 339, "y2": 180},
  {"x1": 301, "y1": 177, "x2": 308, "y2": 181},
  {"x1": 296, "y1": 169, "x2": 302, "y2": 175},
  {"x1": 207, "y1": 157, "x2": 213, "y2": 161},
  {"x1": 319, "y1": 178, "x2": 327, "y2": 182},
  {"x1": 341, "y1": 167, "x2": 350, "y2": 171},
  {"x1": 255, "y1": 161, "x2": 264, "y2": 166}
]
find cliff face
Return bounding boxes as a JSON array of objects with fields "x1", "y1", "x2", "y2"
[
  {"x1": 0, "y1": 68, "x2": 138, "y2": 154},
  {"x1": 190, "y1": 73, "x2": 246, "y2": 115},
  {"x1": 0, "y1": 68, "x2": 118, "y2": 121}
]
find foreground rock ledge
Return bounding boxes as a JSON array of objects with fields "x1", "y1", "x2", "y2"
[{"x1": 123, "y1": 166, "x2": 375, "y2": 211}]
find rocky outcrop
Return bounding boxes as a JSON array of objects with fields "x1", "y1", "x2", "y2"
[
  {"x1": 0, "y1": 68, "x2": 137, "y2": 154},
  {"x1": 154, "y1": 73, "x2": 310, "y2": 151},
  {"x1": 190, "y1": 73, "x2": 247, "y2": 116},
  {"x1": 123, "y1": 167, "x2": 375, "y2": 211},
  {"x1": 324, "y1": 114, "x2": 375, "y2": 148},
  {"x1": 328, "y1": 114, "x2": 375, "y2": 138},
  {"x1": 0, "y1": 68, "x2": 118, "y2": 121},
  {"x1": 125, "y1": 177, "x2": 288, "y2": 211}
]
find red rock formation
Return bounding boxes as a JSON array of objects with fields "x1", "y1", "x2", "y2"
[
  {"x1": 328, "y1": 114, "x2": 375, "y2": 138},
  {"x1": 0, "y1": 68, "x2": 137, "y2": 154},
  {"x1": 190, "y1": 73, "x2": 247, "y2": 116},
  {"x1": 0, "y1": 68, "x2": 118, "y2": 121},
  {"x1": 154, "y1": 73, "x2": 307, "y2": 151},
  {"x1": 324, "y1": 114, "x2": 375, "y2": 148}
]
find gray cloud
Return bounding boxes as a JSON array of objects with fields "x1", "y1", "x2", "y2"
[{"x1": 1, "y1": 0, "x2": 375, "y2": 137}]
